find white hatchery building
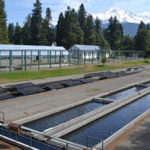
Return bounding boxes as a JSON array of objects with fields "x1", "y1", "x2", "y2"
[{"x1": 69, "y1": 44, "x2": 109, "y2": 59}]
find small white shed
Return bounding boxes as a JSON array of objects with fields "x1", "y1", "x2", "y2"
[{"x1": 69, "y1": 45, "x2": 101, "y2": 59}]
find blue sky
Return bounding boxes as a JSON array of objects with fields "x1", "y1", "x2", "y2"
[{"x1": 5, "y1": 0, "x2": 150, "y2": 25}]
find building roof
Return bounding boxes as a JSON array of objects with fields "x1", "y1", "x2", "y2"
[
  {"x1": 72, "y1": 45, "x2": 100, "y2": 51},
  {"x1": 0, "y1": 44, "x2": 66, "y2": 51}
]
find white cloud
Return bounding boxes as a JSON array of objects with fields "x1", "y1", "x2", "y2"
[
  {"x1": 139, "y1": 11, "x2": 150, "y2": 17},
  {"x1": 111, "y1": 0, "x2": 150, "y2": 13}
]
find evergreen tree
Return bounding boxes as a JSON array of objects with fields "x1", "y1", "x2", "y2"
[
  {"x1": 122, "y1": 35, "x2": 135, "y2": 50},
  {"x1": 78, "y1": 3, "x2": 86, "y2": 31},
  {"x1": 45, "y1": 8, "x2": 52, "y2": 25},
  {"x1": 105, "y1": 16, "x2": 123, "y2": 50},
  {"x1": 145, "y1": 30, "x2": 150, "y2": 56},
  {"x1": 0, "y1": 0, "x2": 8, "y2": 43},
  {"x1": 45, "y1": 8, "x2": 54, "y2": 45},
  {"x1": 8, "y1": 23, "x2": 15, "y2": 44},
  {"x1": 95, "y1": 17, "x2": 102, "y2": 45},
  {"x1": 30, "y1": 0, "x2": 42, "y2": 45},
  {"x1": 22, "y1": 15, "x2": 32, "y2": 45},
  {"x1": 41, "y1": 8, "x2": 52, "y2": 45},
  {"x1": 41, "y1": 7, "x2": 55, "y2": 45},
  {"x1": 84, "y1": 15, "x2": 95, "y2": 45},
  {"x1": 50, "y1": 27, "x2": 56, "y2": 45},
  {"x1": 62, "y1": 7, "x2": 83, "y2": 49},
  {"x1": 138, "y1": 21, "x2": 146, "y2": 30},
  {"x1": 41, "y1": 19, "x2": 48, "y2": 45},
  {"x1": 95, "y1": 17, "x2": 110, "y2": 49},
  {"x1": 56, "y1": 12, "x2": 64, "y2": 46},
  {"x1": 135, "y1": 22, "x2": 150, "y2": 54},
  {"x1": 14, "y1": 23, "x2": 23, "y2": 45},
  {"x1": 147, "y1": 23, "x2": 150, "y2": 30},
  {"x1": 71, "y1": 9, "x2": 84, "y2": 46}
]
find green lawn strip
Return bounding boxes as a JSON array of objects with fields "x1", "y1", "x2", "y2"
[
  {"x1": 0, "y1": 60, "x2": 148, "y2": 84},
  {"x1": 123, "y1": 60, "x2": 147, "y2": 65},
  {"x1": 0, "y1": 66, "x2": 120, "y2": 83}
]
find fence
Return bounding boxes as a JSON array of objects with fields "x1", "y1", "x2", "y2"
[
  {"x1": 0, "y1": 125, "x2": 102, "y2": 150},
  {"x1": 0, "y1": 111, "x2": 100, "y2": 150},
  {"x1": 0, "y1": 50, "x2": 145, "y2": 72},
  {"x1": 0, "y1": 126, "x2": 62, "y2": 150}
]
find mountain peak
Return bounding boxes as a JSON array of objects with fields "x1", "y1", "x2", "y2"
[
  {"x1": 106, "y1": 8, "x2": 125, "y2": 13},
  {"x1": 93, "y1": 8, "x2": 150, "y2": 24}
]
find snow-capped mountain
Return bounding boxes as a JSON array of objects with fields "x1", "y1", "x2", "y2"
[
  {"x1": 139, "y1": 11, "x2": 150, "y2": 18},
  {"x1": 93, "y1": 8, "x2": 150, "y2": 24}
]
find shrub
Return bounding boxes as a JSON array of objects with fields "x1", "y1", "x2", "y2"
[
  {"x1": 101, "y1": 57, "x2": 107, "y2": 66},
  {"x1": 144, "y1": 59, "x2": 150, "y2": 64}
]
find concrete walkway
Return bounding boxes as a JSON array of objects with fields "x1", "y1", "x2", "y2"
[
  {"x1": 0, "y1": 68, "x2": 150, "y2": 122},
  {"x1": 105, "y1": 113, "x2": 150, "y2": 150}
]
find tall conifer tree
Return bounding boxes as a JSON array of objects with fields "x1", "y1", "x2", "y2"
[
  {"x1": 135, "y1": 21, "x2": 150, "y2": 54},
  {"x1": 56, "y1": 12, "x2": 64, "y2": 46},
  {"x1": 22, "y1": 15, "x2": 32, "y2": 45},
  {"x1": 95, "y1": 17, "x2": 110, "y2": 49},
  {"x1": 41, "y1": 8, "x2": 52, "y2": 45},
  {"x1": 45, "y1": 8, "x2": 54, "y2": 45},
  {"x1": 62, "y1": 7, "x2": 83, "y2": 49},
  {"x1": 0, "y1": 0, "x2": 8, "y2": 43},
  {"x1": 122, "y1": 35, "x2": 134, "y2": 50},
  {"x1": 14, "y1": 23, "x2": 23, "y2": 45},
  {"x1": 8, "y1": 23, "x2": 15, "y2": 44},
  {"x1": 45, "y1": 8, "x2": 52, "y2": 25},
  {"x1": 30, "y1": 0, "x2": 42, "y2": 45},
  {"x1": 138, "y1": 21, "x2": 146, "y2": 30},
  {"x1": 78, "y1": 4, "x2": 86, "y2": 30},
  {"x1": 105, "y1": 16, "x2": 123, "y2": 50},
  {"x1": 84, "y1": 15, "x2": 95, "y2": 45},
  {"x1": 41, "y1": 7, "x2": 55, "y2": 45}
]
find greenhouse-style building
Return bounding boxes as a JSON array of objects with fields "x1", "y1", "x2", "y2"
[
  {"x1": 0, "y1": 44, "x2": 68, "y2": 71},
  {"x1": 69, "y1": 44, "x2": 109, "y2": 59}
]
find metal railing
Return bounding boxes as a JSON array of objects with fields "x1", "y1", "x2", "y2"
[
  {"x1": 0, "y1": 126, "x2": 62, "y2": 150},
  {"x1": 0, "y1": 124, "x2": 88, "y2": 150}
]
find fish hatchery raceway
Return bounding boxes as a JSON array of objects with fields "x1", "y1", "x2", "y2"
[{"x1": 1, "y1": 66, "x2": 150, "y2": 149}]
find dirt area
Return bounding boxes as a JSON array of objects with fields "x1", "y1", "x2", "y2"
[
  {"x1": 104, "y1": 113, "x2": 150, "y2": 150},
  {"x1": 0, "y1": 140, "x2": 21, "y2": 150}
]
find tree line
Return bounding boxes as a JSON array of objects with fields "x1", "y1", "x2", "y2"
[{"x1": 0, "y1": 0, "x2": 150, "y2": 55}]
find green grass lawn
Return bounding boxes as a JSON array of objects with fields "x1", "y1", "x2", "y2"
[{"x1": 0, "y1": 59, "x2": 149, "y2": 84}]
